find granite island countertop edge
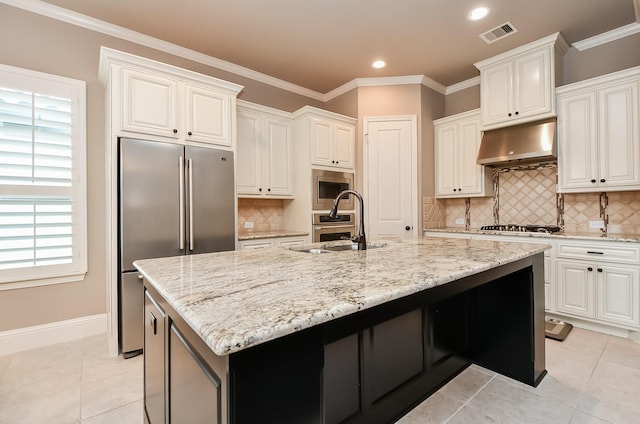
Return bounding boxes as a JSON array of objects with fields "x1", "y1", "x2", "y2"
[{"x1": 134, "y1": 238, "x2": 549, "y2": 356}]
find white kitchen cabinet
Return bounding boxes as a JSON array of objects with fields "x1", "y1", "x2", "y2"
[
  {"x1": 556, "y1": 240, "x2": 640, "y2": 329},
  {"x1": 557, "y1": 67, "x2": 640, "y2": 193},
  {"x1": 237, "y1": 102, "x2": 293, "y2": 197},
  {"x1": 294, "y1": 106, "x2": 356, "y2": 171},
  {"x1": 114, "y1": 56, "x2": 240, "y2": 148},
  {"x1": 474, "y1": 33, "x2": 567, "y2": 130},
  {"x1": 238, "y1": 235, "x2": 309, "y2": 250},
  {"x1": 434, "y1": 109, "x2": 493, "y2": 198}
]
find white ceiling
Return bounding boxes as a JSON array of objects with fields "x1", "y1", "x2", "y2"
[{"x1": 36, "y1": 0, "x2": 640, "y2": 93}]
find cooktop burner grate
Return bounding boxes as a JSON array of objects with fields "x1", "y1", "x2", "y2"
[{"x1": 480, "y1": 224, "x2": 562, "y2": 234}]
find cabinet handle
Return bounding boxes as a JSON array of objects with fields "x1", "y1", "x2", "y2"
[
  {"x1": 258, "y1": 188, "x2": 262, "y2": 192},
  {"x1": 453, "y1": 188, "x2": 457, "y2": 192},
  {"x1": 587, "y1": 251, "x2": 604, "y2": 255},
  {"x1": 173, "y1": 129, "x2": 178, "y2": 134},
  {"x1": 600, "y1": 178, "x2": 606, "y2": 183},
  {"x1": 149, "y1": 311, "x2": 157, "y2": 335},
  {"x1": 591, "y1": 179, "x2": 597, "y2": 183},
  {"x1": 458, "y1": 188, "x2": 462, "y2": 192},
  {"x1": 587, "y1": 267, "x2": 593, "y2": 271},
  {"x1": 267, "y1": 188, "x2": 271, "y2": 192},
  {"x1": 405, "y1": 226, "x2": 412, "y2": 231},
  {"x1": 188, "y1": 131, "x2": 193, "y2": 136},
  {"x1": 332, "y1": 160, "x2": 336, "y2": 164},
  {"x1": 597, "y1": 268, "x2": 603, "y2": 273},
  {"x1": 515, "y1": 111, "x2": 519, "y2": 115},
  {"x1": 508, "y1": 113, "x2": 512, "y2": 117}
]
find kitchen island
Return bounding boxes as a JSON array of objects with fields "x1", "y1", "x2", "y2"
[{"x1": 135, "y1": 237, "x2": 549, "y2": 424}]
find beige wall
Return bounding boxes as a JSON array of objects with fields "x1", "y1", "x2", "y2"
[
  {"x1": 0, "y1": 5, "x2": 324, "y2": 332},
  {"x1": 445, "y1": 85, "x2": 481, "y2": 116}
]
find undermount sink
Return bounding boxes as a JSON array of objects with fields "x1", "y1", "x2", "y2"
[{"x1": 291, "y1": 243, "x2": 387, "y2": 254}]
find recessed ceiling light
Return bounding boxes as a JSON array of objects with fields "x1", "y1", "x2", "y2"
[
  {"x1": 468, "y1": 6, "x2": 490, "y2": 21},
  {"x1": 372, "y1": 60, "x2": 387, "y2": 69}
]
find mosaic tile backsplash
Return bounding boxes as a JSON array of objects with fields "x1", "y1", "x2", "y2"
[{"x1": 434, "y1": 167, "x2": 640, "y2": 234}]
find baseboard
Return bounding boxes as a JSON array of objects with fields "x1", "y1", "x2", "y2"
[
  {"x1": 546, "y1": 312, "x2": 640, "y2": 342},
  {"x1": 0, "y1": 313, "x2": 107, "y2": 356}
]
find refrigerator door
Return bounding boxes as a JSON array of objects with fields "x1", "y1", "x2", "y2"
[
  {"x1": 120, "y1": 138, "x2": 184, "y2": 271},
  {"x1": 185, "y1": 146, "x2": 236, "y2": 254}
]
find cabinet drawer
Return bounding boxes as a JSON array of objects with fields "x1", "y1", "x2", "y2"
[{"x1": 556, "y1": 242, "x2": 640, "y2": 264}]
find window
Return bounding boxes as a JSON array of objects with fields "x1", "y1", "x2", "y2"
[{"x1": 0, "y1": 64, "x2": 86, "y2": 289}]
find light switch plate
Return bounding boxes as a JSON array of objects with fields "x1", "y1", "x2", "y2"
[
  {"x1": 244, "y1": 221, "x2": 254, "y2": 229},
  {"x1": 455, "y1": 218, "x2": 465, "y2": 225},
  {"x1": 589, "y1": 220, "x2": 604, "y2": 229}
]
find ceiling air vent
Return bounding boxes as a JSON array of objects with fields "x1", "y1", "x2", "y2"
[{"x1": 480, "y1": 22, "x2": 518, "y2": 44}]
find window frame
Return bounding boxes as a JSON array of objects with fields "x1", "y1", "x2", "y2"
[{"x1": 0, "y1": 63, "x2": 87, "y2": 290}]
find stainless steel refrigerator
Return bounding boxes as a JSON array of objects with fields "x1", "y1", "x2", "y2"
[{"x1": 118, "y1": 137, "x2": 235, "y2": 358}]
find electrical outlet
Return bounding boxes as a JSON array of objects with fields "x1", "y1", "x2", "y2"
[
  {"x1": 589, "y1": 220, "x2": 604, "y2": 229},
  {"x1": 455, "y1": 218, "x2": 465, "y2": 225},
  {"x1": 244, "y1": 221, "x2": 254, "y2": 229}
]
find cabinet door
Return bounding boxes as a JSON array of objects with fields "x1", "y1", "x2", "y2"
[
  {"x1": 144, "y1": 289, "x2": 165, "y2": 424},
  {"x1": 263, "y1": 116, "x2": 292, "y2": 195},
  {"x1": 238, "y1": 240, "x2": 274, "y2": 249},
  {"x1": 598, "y1": 81, "x2": 640, "y2": 190},
  {"x1": 122, "y1": 68, "x2": 178, "y2": 138},
  {"x1": 596, "y1": 264, "x2": 640, "y2": 328},
  {"x1": 457, "y1": 117, "x2": 484, "y2": 195},
  {"x1": 185, "y1": 84, "x2": 231, "y2": 146},
  {"x1": 169, "y1": 323, "x2": 222, "y2": 423},
  {"x1": 434, "y1": 123, "x2": 458, "y2": 196},
  {"x1": 481, "y1": 61, "x2": 513, "y2": 127},
  {"x1": 513, "y1": 49, "x2": 552, "y2": 120},
  {"x1": 333, "y1": 123, "x2": 355, "y2": 169},
  {"x1": 556, "y1": 260, "x2": 595, "y2": 318},
  {"x1": 557, "y1": 91, "x2": 599, "y2": 192},
  {"x1": 236, "y1": 109, "x2": 263, "y2": 195},
  {"x1": 310, "y1": 118, "x2": 333, "y2": 167}
]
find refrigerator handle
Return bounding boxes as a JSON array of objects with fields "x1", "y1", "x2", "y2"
[
  {"x1": 188, "y1": 158, "x2": 194, "y2": 251},
  {"x1": 179, "y1": 156, "x2": 185, "y2": 250}
]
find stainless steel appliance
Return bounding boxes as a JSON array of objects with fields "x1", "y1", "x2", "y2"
[
  {"x1": 312, "y1": 212, "x2": 355, "y2": 242},
  {"x1": 119, "y1": 137, "x2": 235, "y2": 357},
  {"x1": 311, "y1": 169, "x2": 354, "y2": 210}
]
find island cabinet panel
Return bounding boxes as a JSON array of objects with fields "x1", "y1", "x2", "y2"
[
  {"x1": 324, "y1": 334, "x2": 361, "y2": 424},
  {"x1": 369, "y1": 309, "x2": 424, "y2": 402}
]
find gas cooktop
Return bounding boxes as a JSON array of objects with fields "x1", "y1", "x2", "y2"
[{"x1": 480, "y1": 225, "x2": 562, "y2": 234}]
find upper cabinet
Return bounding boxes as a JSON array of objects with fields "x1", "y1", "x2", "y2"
[
  {"x1": 294, "y1": 106, "x2": 356, "y2": 171},
  {"x1": 557, "y1": 67, "x2": 640, "y2": 193},
  {"x1": 237, "y1": 101, "x2": 293, "y2": 197},
  {"x1": 100, "y1": 47, "x2": 243, "y2": 149},
  {"x1": 434, "y1": 109, "x2": 493, "y2": 198},
  {"x1": 475, "y1": 33, "x2": 568, "y2": 130}
]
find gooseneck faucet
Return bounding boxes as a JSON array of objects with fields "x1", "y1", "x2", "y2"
[{"x1": 329, "y1": 189, "x2": 366, "y2": 250}]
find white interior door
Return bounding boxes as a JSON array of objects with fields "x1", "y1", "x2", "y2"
[{"x1": 364, "y1": 116, "x2": 417, "y2": 240}]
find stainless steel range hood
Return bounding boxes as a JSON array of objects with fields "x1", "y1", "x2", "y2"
[{"x1": 476, "y1": 118, "x2": 557, "y2": 167}]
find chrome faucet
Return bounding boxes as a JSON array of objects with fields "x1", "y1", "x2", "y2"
[{"x1": 329, "y1": 189, "x2": 366, "y2": 250}]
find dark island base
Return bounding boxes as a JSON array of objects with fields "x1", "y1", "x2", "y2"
[{"x1": 229, "y1": 253, "x2": 546, "y2": 424}]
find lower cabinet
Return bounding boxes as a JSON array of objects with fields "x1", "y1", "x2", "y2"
[
  {"x1": 144, "y1": 285, "x2": 227, "y2": 424},
  {"x1": 238, "y1": 235, "x2": 308, "y2": 250},
  {"x1": 169, "y1": 324, "x2": 222, "y2": 423},
  {"x1": 144, "y1": 290, "x2": 166, "y2": 424}
]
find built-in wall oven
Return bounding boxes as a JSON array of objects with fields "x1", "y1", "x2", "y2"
[
  {"x1": 312, "y1": 169, "x2": 354, "y2": 211},
  {"x1": 312, "y1": 212, "x2": 356, "y2": 243}
]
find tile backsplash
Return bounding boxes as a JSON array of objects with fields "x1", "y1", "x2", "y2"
[
  {"x1": 430, "y1": 167, "x2": 640, "y2": 234},
  {"x1": 237, "y1": 198, "x2": 284, "y2": 233}
]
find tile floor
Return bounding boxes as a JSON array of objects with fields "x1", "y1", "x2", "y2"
[{"x1": 1, "y1": 327, "x2": 639, "y2": 423}]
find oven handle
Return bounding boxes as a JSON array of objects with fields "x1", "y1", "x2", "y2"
[{"x1": 314, "y1": 225, "x2": 355, "y2": 230}]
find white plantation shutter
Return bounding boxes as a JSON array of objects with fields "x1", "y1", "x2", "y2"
[{"x1": 0, "y1": 64, "x2": 86, "y2": 289}]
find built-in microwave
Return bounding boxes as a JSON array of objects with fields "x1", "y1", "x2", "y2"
[{"x1": 311, "y1": 169, "x2": 354, "y2": 210}]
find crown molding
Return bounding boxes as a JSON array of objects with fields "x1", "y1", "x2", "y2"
[
  {"x1": 445, "y1": 76, "x2": 481, "y2": 95},
  {"x1": 572, "y1": 22, "x2": 640, "y2": 51}
]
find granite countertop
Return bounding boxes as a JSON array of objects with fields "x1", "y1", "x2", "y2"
[
  {"x1": 134, "y1": 237, "x2": 548, "y2": 356},
  {"x1": 238, "y1": 230, "x2": 309, "y2": 241},
  {"x1": 425, "y1": 227, "x2": 640, "y2": 243}
]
